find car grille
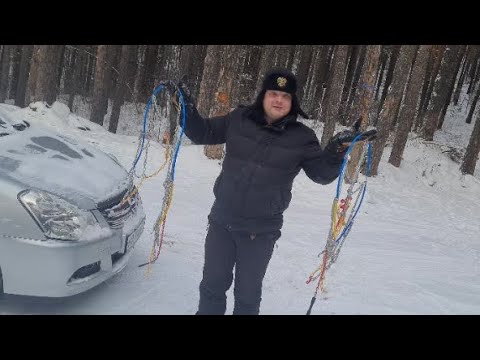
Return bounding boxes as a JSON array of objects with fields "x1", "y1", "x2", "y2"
[{"x1": 98, "y1": 187, "x2": 140, "y2": 229}]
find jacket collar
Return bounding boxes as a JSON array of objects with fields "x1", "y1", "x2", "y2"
[{"x1": 246, "y1": 107, "x2": 297, "y2": 132}]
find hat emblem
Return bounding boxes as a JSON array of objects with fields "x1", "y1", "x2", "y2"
[{"x1": 277, "y1": 76, "x2": 287, "y2": 88}]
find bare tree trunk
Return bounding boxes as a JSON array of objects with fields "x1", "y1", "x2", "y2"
[
  {"x1": 255, "y1": 45, "x2": 277, "y2": 93},
  {"x1": 311, "y1": 46, "x2": 334, "y2": 120},
  {"x1": 55, "y1": 45, "x2": 66, "y2": 96},
  {"x1": 338, "y1": 45, "x2": 360, "y2": 124},
  {"x1": 466, "y1": 46, "x2": 480, "y2": 82},
  {"x1": 347, "y1": 45, "x2": 379, "y2": 126},
  {"x1": 369, "y1": 45, "x2": 418, "y2": 176},
  {"x1": 461, "y1": 107, "x2": 480, "y2": 175},
  {"x1": 9, "y1": 45, "x2": 22, "y2": 101},
  {"x1": 378, "y1": 46, "x2": 401, "y2": 110},
  {"x1": 345, "y1": 45, "x2": 368, "y2": 125},
  {"x1": 159, "y1": 45, "x2": 182, "y2": 141},
  {"x1": 421, "y1": 45, "x2": 462, "y2": 141},
  {"x1": 415, "y1": 45, "x2": 446, "y2": 131},
  {"x1": 124, "y1": 45, "x2": 138, "y2": 103},
  {"x1": 346, "y1": 45, "x2": 381, "y2": 179},
  {"x1": 301, "y1": 46, "x2": 324, "y2": 117},
  {"x1": 371, "y1": 46, "x2": 397, "y2": 124},
  {"x1": 370, "y1": 46, "x2": 388, "y2": 123},
  {"x1": 136, "y1": 45, "x2": 159, "y2": 102},
  {"x1": 389, "y1": 45, "x2": 431, "y2": 168},
  {"x1": 466, "y1": 47, "x2": 480, "y2": 95},
  {"x1": 274, "y1": 45, "x2": 296, "y2": 70},
  {"x1": 15, "y1": 45, "x2": 34, "y2": 107},
  {"x1": 190, "y1": 45, "x2": 208, "y2": 101},
  {"x1": 301, "y1": 46, "x2": 333, "y2": 120},
  {"x1": 319, "y1": 45, "x2": 349, "y2": 148},
  {"x1": 0, "y1": 45, "x2": 13, "y2": 103},
  {"x1": 452, "y1": 45, "x2": 469, "y2": 106},
  {"x1": 33, "y1": 45, "x2": 63, "y2": 105},
  {"x1": 374, "y1": 46, "x2": 389, "y2": 101},
  {"x1": 198, "y1": 45, "x2": 242, "y2": 160},
  {"x1": 90, "y1": 45, "x2": 110, "y2": 126},
  {"x1": 198, "y1": 45, "x2": 228, "y2": 160},
  {"x1": 413, "y1": 48, "x2": 434, "y2": 132},
  {"x1": 84, "y1": 45, "x2": 97, "y2": 97},
  {"x1": 151, "y1": 45, "x2": 182, "y2": 142},
  {"x1": 231, "y1": 45, "x2": 263, "y2": 106},
  {"x1": 64, "y1": 47, "x2": 77, "y2": 100},
  {"x1": 26, "y1": 45, "x2": 41, "y2": 104},
  {"x1": 198, "y1": 45, "x2": 223, "y2": 116},
  {"x1": 105, "y1": 46, "x2": 121, "y2": 102},
  {"x1": 294, "y1": 45, "x2": 314, "y2": 104},
  {"x1": 153, "y1": 45, "x2": 166, "y2": 80},
  {"x1": 438, "y1": 45, "x2": 467, "y2": 130},
  {"x1": 68, "y1": 45, "x2": 85, "y2": 111},
  {"x1": 465, "y1": 82, "x2": 480, "y2": 124},
  {"x1": 109, "y1": 45, "x2": 134, "y2": 133},
  {"x1": 162, "y1": 45, "x2": 182, "y2": 82},
  {"x1": 178, "y1": 45, "x2": 194, "y2": 80},
  {"x1": 175, "y1": 45, "x2": 208, "y2": 102}
]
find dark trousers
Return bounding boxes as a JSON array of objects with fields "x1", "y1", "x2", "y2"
[{"x1": 197, "y1": 221, "x2": 279, "y2": 315}]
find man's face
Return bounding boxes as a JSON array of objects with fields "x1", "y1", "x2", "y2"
[{"x1": 263, "y1": 90, "x2": 292, "y2": 123}]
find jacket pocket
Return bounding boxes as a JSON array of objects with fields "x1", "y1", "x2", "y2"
[{"x1": 251, "y1": 230, "x2": 282, "y2": 242}]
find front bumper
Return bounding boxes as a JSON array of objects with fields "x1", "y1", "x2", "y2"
[{"x1": 0, "y1": 208, "x2": 145, "y2": 298}]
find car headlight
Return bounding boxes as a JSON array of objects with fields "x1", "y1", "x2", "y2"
[{"x1": 18, "y1": 190, "x2": 107, "y2": 241}]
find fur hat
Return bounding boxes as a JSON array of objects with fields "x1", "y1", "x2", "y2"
[
  {"x1": 255, "y1": 67, "x2": 309, "y2": 119},
  {"x1": 262, "y1": 68, "x2": 298, "y2": 95}
]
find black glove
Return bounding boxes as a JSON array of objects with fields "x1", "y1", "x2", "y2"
[
  {"x1": 326, "y1": 128, "x2": 358, "y2": 154},
  {"x1": 171, "y1": 78, "x2": 199, "y2": 127},
  {"x1": 175, "y1": 75, "x2": 194, "y2": 104},
  {"x1": 165, "y1": 76, "x2": 193, "y2": 115},
  {"x1": 177, "y1": 81, "x2": 195, "y2": 106},
  {"x1": 326, "y1": 118, "x2": 377, "y2": 154},
  {"x1": 163, "y1": 80, "x2": 177, "y2": 94}
]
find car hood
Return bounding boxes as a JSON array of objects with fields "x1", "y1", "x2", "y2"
[{"x1": 0, "y1": 126, "x2": 131, "y2": 209}]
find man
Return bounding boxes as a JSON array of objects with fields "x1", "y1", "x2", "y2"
[{"x1": 175, "y1": 68, "x2": 360, "y2": 315}]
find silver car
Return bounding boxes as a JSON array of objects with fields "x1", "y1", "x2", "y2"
[{"x1": 0, "y1": 107, "x2": 146, "y2": 297}]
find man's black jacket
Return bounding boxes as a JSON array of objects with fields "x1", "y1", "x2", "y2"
[{"x1": 183, "y1": 105, "x2": 344, "y2": 234}]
